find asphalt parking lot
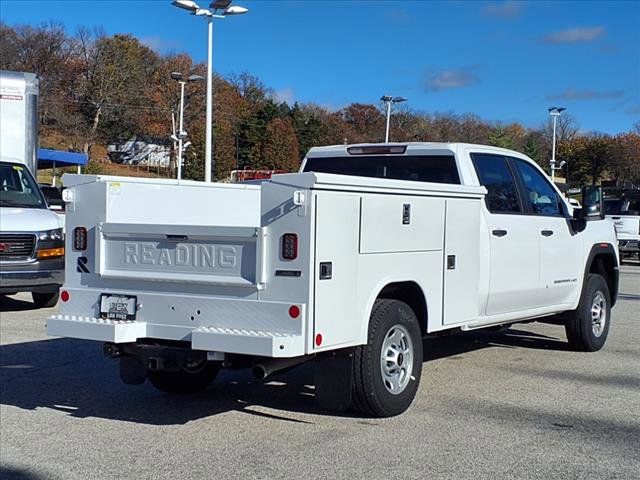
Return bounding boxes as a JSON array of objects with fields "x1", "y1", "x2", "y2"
[{"x1": 1, "y1": 262, "x2": 639, "y2": 480}]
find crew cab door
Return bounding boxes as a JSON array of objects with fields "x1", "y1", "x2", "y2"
[
  {"x1": 510, "y1": 158, "x2": 582, "y2": 306},
  {"x1": 471, "y1": 154, "x2": 540, "y2": 315}
]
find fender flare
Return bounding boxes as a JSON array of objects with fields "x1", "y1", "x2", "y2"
[{"x1": 583, "y1": 243, "x2": 619, "y2": 307}]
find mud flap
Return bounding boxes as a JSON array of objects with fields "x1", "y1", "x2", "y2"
[
  {"x1": 119, "y1": 355, "x2": 147, "y2": 385},
  {"x1": 314, "y1": 348, "x2": 354, "y2": 411}
]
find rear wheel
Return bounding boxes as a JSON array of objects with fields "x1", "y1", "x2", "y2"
[
  {"x1": 565, "y1": 274, "x2": 611, "y2": 352},
  {"x1": 32, "y1": 290, "x2": 59, "y2": 308},
  {"x1": 148, "y1": 361, "x2": 220, "y2": 394},
  {"x1": 351, "y1": 299, "x2": 423, "y2": 417}
]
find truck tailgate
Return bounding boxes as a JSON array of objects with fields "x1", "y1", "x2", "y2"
[{"x1": 97, "y1": 223, "x2": 266, "y2": 288}]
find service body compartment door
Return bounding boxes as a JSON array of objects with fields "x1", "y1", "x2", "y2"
[
  {"x1": 443, "y1": 199, "x2": 481, "y2": 325},
  {"x1": 313, "y1": 192, "x2": 360, "y2": 350}
]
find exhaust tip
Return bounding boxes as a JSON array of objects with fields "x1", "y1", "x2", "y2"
[{"x1": 252, "y1": 365, "x2": 267, "y2": 380}]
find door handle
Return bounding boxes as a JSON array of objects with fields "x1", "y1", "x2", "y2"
[
  {"x1": 541, "y1": 230, "x2": 554, "y2": 237},
  {"x1": 491, "y1": 229, "x2": 508, "y2": 237}
]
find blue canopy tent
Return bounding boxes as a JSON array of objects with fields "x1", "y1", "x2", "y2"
[{"x1": 38, "y1": 148, "x2": 88, "y2": 186}]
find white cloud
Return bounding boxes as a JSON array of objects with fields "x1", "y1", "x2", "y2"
[
  {"x1": 272, "y1": 87, "x2": 295, "y2": 105},
  {"x1": 482, "y1": 1, "x2": 525, "y2": 18},
  {"x1": 424, "y1": 68, "x2": 480, "y2": 92},
  {"x1": 547, "y1": 89, "x2": 624, "y2": 101},
  {"x1": 542, "y1": 26, "x2": 605, "y2": 44},
  {"x1": 140, "y1": 36, "x2": 181, "y2": 53}
]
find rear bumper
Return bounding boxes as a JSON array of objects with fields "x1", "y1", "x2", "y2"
[
  {"x1": 0, "y1": 258, "x2": 64, "y2": 293},
  {"x1": 47, "y1": 288, "x2": 306, "y2": 358}
]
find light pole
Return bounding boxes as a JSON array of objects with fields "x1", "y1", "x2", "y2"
[
  {"x1": 172, "y1": 0, "x2": 248, "y2": 182},
  {"x1": 170, "y1": 72, "x2": 204, "y2": 180},
  {"x1": 381, "y1": 95, "x2": 407, "y2": 143},
  {"x1": 548, "y1": 106, "x2": 566, "y2": 182}
]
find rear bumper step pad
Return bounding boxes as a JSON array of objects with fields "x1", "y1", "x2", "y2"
[{"x1": 47, "y1": 315, "x2": 305, "y2": 358}]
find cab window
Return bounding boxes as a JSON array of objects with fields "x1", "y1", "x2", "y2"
[
  {"x1": 512, "y1": 158, "x2": 563, "y2": 217},
  {"x1": 470, "y1": 153, "x2": 521, "y2": 214}
]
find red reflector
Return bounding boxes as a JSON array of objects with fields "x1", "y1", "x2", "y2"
[
  {"x1": 281, "y1": 233, "x2": 298, "y2": 260},
  {"x1": 60, "y1": 290, "x2": 70, "y2": 302},
  {"x1": 347, "y1": 145, "x2": 407, "y2": 155},
  {"x1": 288, "y1": 305, "x2": 300, "y2": 318},
  {"x1": 599, "y1": 243, "x2": 609, "y2": 248},
  {"x1": 73, "y1": 227, "x2": 87, "y2": 251},
  {"x1": 315, "y1": 333, "x2": 323, "y2": 347}
]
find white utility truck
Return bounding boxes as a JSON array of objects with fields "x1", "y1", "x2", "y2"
[
  {"x1": 605, "y1": 192, "x2": 640, "y2": 261},
  {"x1": 47, "y1": 143, "x2": 619, "y2": 417}
]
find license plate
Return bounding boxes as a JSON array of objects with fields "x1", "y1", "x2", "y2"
[{"x1": 100, "y1": 294, "x2": 137, "y2": 321}]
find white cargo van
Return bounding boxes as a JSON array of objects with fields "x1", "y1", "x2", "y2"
[{"x1": 47, "y1": 143, "x2": 618, "y2": 416}]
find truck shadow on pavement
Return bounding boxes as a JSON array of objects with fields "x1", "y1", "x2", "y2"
[
  {"x1": 0, "y1": 295, "x2": 42, "y2": 312},
  {"x1": 0, "y1": 328, "x2": 570, "y2": 425}
]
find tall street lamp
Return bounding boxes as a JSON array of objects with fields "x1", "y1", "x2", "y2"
[
  {"x1": 170, "y1": 72, "x2": 204, "y2": 180},
  {"x1": 548, "y1": 106, "x2": 566, "y2": 182},
  {"x1": 172, "y1": 0, "x2": 248, "y2": 182},
  {"x1": 381, "y1": 95, "x2": 407, "y2": 143}
]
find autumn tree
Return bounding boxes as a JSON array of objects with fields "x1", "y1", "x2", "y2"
[
  {"x1": 74, "y1": 30, "x2": 160, "y2": 153},
  {"x1": 258, "y1": 117, "x2": 300, "y2": 171}
]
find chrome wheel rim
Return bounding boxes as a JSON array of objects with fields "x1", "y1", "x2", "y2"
[
  {"x1": 380, "y1": 324, "x2": 414, "y2": 395},
  {"x1": 591, "y1": 291, "x2": 607, "y2": 338}
]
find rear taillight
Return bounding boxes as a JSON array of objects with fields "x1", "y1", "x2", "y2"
[
  {"x1": 73, "y1": 227, "x2": 87, "y2": 251},
  {"x1": 281, "y1": 233, "x2": 298, "y2": 260}
]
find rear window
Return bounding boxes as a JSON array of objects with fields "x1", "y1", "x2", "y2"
[
  {"x1": 605, "y1": 199, "x2": 624, "y2": 215},
  {"x1": 604, "y1": 197, "x2": 640, "y2": 215},
  {"x1": 302, "y1": 155, "x2": 460, "y2": 184}
]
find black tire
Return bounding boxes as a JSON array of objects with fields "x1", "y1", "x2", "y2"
[
  {"x1": 31, "y1": 291, "x2": 60, "y2": 308},
  {"x1": 351, "y1": 299, "x2": 423, "y2": 417},
  {"x1": 565, "y1": 274, "x2": 611, "y2": 352},
  {"x1": 148, "y1": 362, "x2": 220, "y2": 394}
]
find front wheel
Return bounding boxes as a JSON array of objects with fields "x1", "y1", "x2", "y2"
[
  {"x1": 565, "y1": 274, "x2": 611, "y2": 352},
  {"x1": 351, "y1": 299, "x2": 423, "y2": 417},
  {"x1": 148, "y1": 361, "x2": 220, "y2": 394}
]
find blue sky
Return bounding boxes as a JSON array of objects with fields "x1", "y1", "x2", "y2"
[{"x1": 2, "y1": 0, "x2": 639, "y2": 134}]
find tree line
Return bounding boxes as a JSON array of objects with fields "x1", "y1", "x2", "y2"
[{"x1": 1, "y1": 22, "x2": 638, "y2": 186}]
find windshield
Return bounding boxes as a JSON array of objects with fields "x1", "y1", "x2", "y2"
[
  {"x1": 302, "y1": 155, "x2": 461, "y2": 184},
  {"x1": 0, "y1": 162, "x2": 46, "y2": 209}
]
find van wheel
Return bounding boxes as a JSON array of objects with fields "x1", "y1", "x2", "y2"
[
  {"x1": 565, "y1": 274, "x2": 611, "y2": 352},
  {"x1": 352, "y1": 299, "x2": 423, "y2": 417},
  {"x1": 148, "y1": 361, "x2": 220, "y2": 394},
  {"x1": 32, "y1": 291, "x2": 60, "y2": 308}
]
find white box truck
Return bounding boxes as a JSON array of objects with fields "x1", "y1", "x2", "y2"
[
  {"x1": 47, "y1": 143, "x2": 619, "y2": 416},
  {"x1": 1, "y1": 71, "x2": 64, "y2": 307}
]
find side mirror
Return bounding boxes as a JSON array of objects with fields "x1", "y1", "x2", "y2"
[
  {"x1": 574, "y1": 186, "x2": 604, "y2": 221},
  {"x1": 571, "y1": 186, "x2": 604, "y2": 233}
]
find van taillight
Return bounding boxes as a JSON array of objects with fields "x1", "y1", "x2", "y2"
[
  {"x1": 282, "y1": 233, "x2": 298, "y2": 260},
  {"x1": 73, "y1": 227, "x2": 87, "y2": 251}
]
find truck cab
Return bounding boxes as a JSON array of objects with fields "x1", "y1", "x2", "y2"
[
  {"x1": 605, "y1": 192, "x2": 640, "y2": 261},
  {"x1": 0, "y1": 160, "x2": 64, "y2": 307}
]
